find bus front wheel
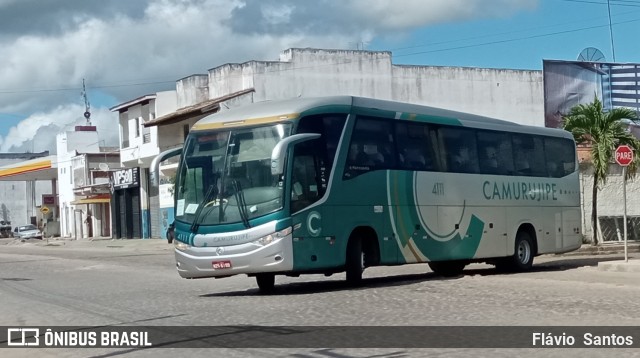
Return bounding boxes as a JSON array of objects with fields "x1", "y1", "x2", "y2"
[
  {"x1": 345, "y1": 237, "x2": 364, "y2": 285},
  {"x1": 255, "y1": 273, "x2": 275, "y2": 293}
]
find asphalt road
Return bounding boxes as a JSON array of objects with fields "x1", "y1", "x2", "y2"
[{"x1": 0, "y1": 238, "x2": 638, "y2": 357}]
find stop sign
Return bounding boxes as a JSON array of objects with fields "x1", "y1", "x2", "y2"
[{"x1": 615, "y1": 145, "x2": 634, "y2": 166}]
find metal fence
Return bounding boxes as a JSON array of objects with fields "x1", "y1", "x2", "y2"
[{"x1": 599, "y1": 216, "x2": 640, "y2": 242}]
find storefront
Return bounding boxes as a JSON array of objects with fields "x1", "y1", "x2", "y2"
[{"x1": 110, "y1": 167, "x2": 141, "y2": 239}]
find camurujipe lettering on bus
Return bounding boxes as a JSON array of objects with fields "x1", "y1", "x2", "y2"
[{"x1": 483, "y1": 181, "x2": 558, "y2": 201}]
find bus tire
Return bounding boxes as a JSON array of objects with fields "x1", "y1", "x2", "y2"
[
  {"x1": 428, "y1": 261, "x2": 466, "y2": 277},
  {"x1": 345, "y1": 237, "x2": 364, "y2": 285},
  {"x1": 256, "y1": 273, "x2": 275, "y2": 293},
  {"x1": 496, "y1": 231, "x2": 534, "y2": 272}
]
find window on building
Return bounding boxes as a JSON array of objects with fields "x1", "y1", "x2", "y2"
[{"x1": 135, "y1": 117, "x2": 140, "y2": 138}]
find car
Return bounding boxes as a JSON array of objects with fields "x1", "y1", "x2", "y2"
[{"x1": 13, "y1": 224, "x2": 43, "y2": 240}]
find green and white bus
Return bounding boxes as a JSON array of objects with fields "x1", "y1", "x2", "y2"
[{"x1": 168, "y1": 96, "x2": 581, "y2": 292}]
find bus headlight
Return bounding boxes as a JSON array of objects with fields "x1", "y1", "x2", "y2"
[
  {"x1": 255, "y1": 226, "x2": 292, "y2": 246},
  {"x1": 174, "y1": 240, "x2": 191, "y2": 251}
]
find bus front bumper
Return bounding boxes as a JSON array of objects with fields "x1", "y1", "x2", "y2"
[{"x1": 174, "y1": 235, "x2": 294, "y2": 279}]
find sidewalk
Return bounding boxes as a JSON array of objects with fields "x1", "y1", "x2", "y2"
[
  {"x1": 0, "y1": 236, "x2": 172, "y2": 251},
  {"x1": 546, "y1": 242, "x2": 640, "y2": 273},
  {"x1": 565, "y1": 241, "x2": 640, "y2": 256}
]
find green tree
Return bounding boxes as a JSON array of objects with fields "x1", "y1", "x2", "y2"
[{"x1": 563, "y1": 96, "x2": 640, "y2": 245}]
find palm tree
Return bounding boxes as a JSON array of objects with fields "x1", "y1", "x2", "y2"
[{"x1": 563, "y1": 96, "x2": 639, "y2": 245}]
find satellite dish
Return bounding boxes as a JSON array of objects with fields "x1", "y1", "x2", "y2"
[
  {"x1": 577, "y1": 47, "x2": 605, "y2": 62},
  {"x1": 98, "y1": 163, "x2": 110, "y2": 171}
]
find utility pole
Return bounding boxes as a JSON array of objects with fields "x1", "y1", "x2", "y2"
[{"x1": 607, "y1": 0, "x2": 616, "y2": 62}]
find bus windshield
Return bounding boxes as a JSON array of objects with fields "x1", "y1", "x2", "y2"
[{"x1": 175, "y1": 122, "x2": 291, "y2": 227}]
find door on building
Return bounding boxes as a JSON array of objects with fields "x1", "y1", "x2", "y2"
[{"x1": 113, "y1": 188, "x2": 141, "y2": 239}]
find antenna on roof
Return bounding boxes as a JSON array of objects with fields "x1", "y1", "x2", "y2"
[
  {"x1": 81, "y1": 78, "x2": 92, "y2": 125},
  {"x1": 577, "y1": 47, "x2": 605, "y2": 62}
]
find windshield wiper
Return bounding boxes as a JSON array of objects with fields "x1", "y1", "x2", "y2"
[
  {"x1": 190, "y1": 181, "x2": 218, "y2": 233},
  {"x1": 233, "y1": 180, "x2": 251, "y2": 228}
]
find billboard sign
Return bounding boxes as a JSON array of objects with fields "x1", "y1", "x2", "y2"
[{"x1": 543, "y1": 60, "x2": 640, "y2": 137}]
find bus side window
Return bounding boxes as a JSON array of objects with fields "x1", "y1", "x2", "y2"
[
  {"x1": 544, "y1": 137, "x2": 576, "y2": 177},
  {"x1": 440, "y1": 127, "x2": 479, "y2": 174},
  {"x1": 513, "y1": 134, "x2": 546, "y2": 177},
  {"x1": 292, "y1": 113, "x2": 347, "y2": 211},
  {"x1": 291, "y1": 149, "x2": 319, "y2": 213},
  {"x1": 396, "y1": 122, "x2": 434, "y2": 171},
  {"x1": 477, "y1": 130, "x2": 514, "y2": 175},
  {"x1": 344, "y1": 116, "x2": 396, "y2": 179}
]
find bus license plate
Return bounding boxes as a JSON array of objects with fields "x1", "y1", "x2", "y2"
[{"x1": 212, "y1": 260, "x2": 232, "y2": 269}]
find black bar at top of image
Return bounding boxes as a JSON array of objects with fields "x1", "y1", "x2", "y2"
[{"x1": 1, "y1": 326, "x2": 639, "y2": 348}]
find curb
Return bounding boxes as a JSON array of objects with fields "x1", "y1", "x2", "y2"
[
  {"x1": 560, "y1": 243, "x2": 640, "y2": 256},
  {"x1": 597, "y1": 260, "x2": 640, "y2": 272}
]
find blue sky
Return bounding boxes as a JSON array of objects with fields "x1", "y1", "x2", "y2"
[
  {"x1": 377, "y1": 0, "x2": 638, "y2": 69},
  {"x1": 0, "y1": 0, "x2": 638, "y2": 153}
]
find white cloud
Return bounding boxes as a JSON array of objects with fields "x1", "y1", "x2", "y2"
[
  {"x1": 0, "y1": 105, "x2": 118, "y2": 153},
  {"x1": 347, "y1": 0, "x2": 538, "y2": 29},
  {"x1": 0, "y1": 0, "x2": 538, "y2": 153}
]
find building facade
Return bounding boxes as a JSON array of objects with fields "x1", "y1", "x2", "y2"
[
  {"x1": 109, "y1": 91, "x2": 178, "y2": 239},
  {"x1": 56, "y1": 126, "x2": 119, "y2": 239}
]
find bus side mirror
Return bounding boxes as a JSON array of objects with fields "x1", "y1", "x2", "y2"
[
  {"x1": 150, "y1": 147, "x2": 183, "y2": 188},
  {"x1": 271, "y1": 133, "x2": 321, "y2": 175}
]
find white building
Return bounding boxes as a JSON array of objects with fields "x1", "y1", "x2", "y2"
[
  {"x1": 109, "y1": 91, "x2": 178, "y2": 239},
  {"x1": 56, "y1": 125, "x2": 120, "y2": 239}
]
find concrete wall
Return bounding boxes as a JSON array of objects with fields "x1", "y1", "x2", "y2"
[
  {"x1": 392, "y1": 66, "x2": 543, "y2": 126},
  {"x1": 177, "y1": 76, "x2": 208, "y2": 108},
  {"x1": 580, "y1": 164, "x2": 640, "y2": 242},
  {"x1": 203, "y1": 48, "x2": 544, "y2": 126},
  {"x1": 157, "y1": 117, "x2": 201, "y2": 151}
]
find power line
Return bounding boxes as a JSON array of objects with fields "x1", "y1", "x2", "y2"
[
  {"x1": 393, "y1": 17, "x2": 640, "y2": 58},
  {"x1": 0, "y1": 80, "x2": 176, "y2": 95},
  {"x1": 388, "y1": 7, "x2": 640, "y2": 54},
  {"x1": 558, "y1": 0, "x2": 640, "y2": 6}
]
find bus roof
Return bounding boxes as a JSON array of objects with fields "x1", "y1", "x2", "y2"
[{"x1": 191, "y1": 95, "x2": 573, "y2": 140}]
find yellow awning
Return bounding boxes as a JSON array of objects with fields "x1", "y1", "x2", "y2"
[
  {"x1": 0, "y1": 156, "x2": 57, "y2": 181},
  {"x1": 71, "y1": 194, "x2": 111, "y2": 205}
]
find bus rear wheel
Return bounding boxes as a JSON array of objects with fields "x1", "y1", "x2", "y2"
[
  {"x1": 255, "y1": 273, "x2": 275, "y2": 293},
  {"x1": 428, "y1": 261, "x2": 467, "y2": 277},
  {"x1": 496, "y1": 231, "x2": 534, "y2": 272},
  {"x1": 345, "y1": 237, "x2": 365, "y2": 285}
]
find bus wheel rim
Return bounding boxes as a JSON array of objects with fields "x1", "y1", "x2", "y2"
[{"x1": 517, "y1": 240, "x2": 530, "y2": 264}]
